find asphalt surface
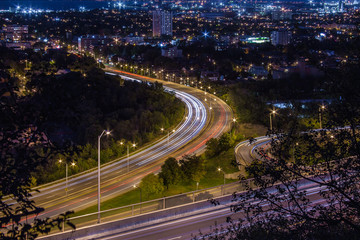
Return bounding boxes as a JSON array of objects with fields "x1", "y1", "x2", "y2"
[
  {"x1": 71, "y1": 176, "x2": 328, "y2": 240},
  {"x1": 11, "y1": 69, "x2": 233, "y2": 224},
  {"x1": 38, "y1": 120, "x2": 330, "y2": 240}
]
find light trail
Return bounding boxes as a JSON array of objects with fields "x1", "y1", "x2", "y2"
[
  {"x1": 5, "y1": 68, "x2": 232, "y2": 227},
  {"x1": 69, "y1": 178, "x2": 330, "y2": 240}
]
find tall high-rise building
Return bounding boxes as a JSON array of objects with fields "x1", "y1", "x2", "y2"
[
  {"x1": 152, "y1": 10, "x2": 173, "y2": 37},
  {"x1": 338, "y1": 0, "x2": 344, "y2": 11},
  {"x1": 271, "y1": 30, "x2": 292, "y2": 46}
]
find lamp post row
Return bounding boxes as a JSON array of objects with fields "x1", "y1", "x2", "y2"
[
  {"x1": 96, "y1": 126, "x2": 175, "y2": 223},
  {"x1": 268, "y1": 104, "x2": 325, "y2": 131},
  {"x1": 58, "y1": 159, "x2": 76, "y2": 197}
]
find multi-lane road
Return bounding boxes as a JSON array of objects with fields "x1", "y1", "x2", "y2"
[
  {"x1": 234, "y1": 136, "x2": 272, "y2": 169},
  {"x1": 37, "y1": 135, "x2": 271, "y2": 240},
  {"x1": 77, "y1": 184, "x2": 327, "y2": 240},
  {"x1": 50, "y1": 163, "x2": 328, "y2": 240},
  {"x1": 15, "y1": 68, "x2": 233, "y2": 224},
  {"x1": 60, "y1": 137, "x2": 329, "y2": 240}
]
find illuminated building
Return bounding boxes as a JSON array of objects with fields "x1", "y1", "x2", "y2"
[
  {"x1": 78, "y1": 35, "x2": 112, "y2": 52},
  {"x1": 2, "y1": 25, "x2": 28, "y2": 42},
  {"x1": 243, "y1": 37, "x2": 270, "y2": 44},
  {"x1": 271, "y1": 30, "x2": 292, "y2": 46},
  {"x1": 339, "y1": 0, "x2": 344, "y2": 11},
  {"x1": 161, "y1": 47, "x2": 182, "y2": 58},
  {"x1": 152, "y1": 10, "x2": 173, "y2": 37}
]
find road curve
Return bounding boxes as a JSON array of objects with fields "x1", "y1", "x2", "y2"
[
  {"x1": 19, "y1": 69, "x2": 233, "y2": 222},
  {"x1": 235, "y1": 136, "x2": 272, "y2": 167}
]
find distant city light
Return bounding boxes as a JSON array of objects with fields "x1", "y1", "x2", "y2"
[
  {"x1": 203, "y1": 31, "x2": 209, "y2": 38},
  {"x1": 245, "y1": 37, "x2": 270, "y2": 44}
]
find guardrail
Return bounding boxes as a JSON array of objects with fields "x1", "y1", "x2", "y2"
[{"x1": 52, "y1": 178, "x2": 257, "y2": 234}]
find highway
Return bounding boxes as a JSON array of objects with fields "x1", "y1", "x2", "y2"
[
  {"x1": 38, "y1": 125, "x2": 332, "y2": 240},
  {"x1": 234, "y1": 136, "x2": 272, "y2": 169},
  {"x1": 37, "y1": 135, "x2": 285, "y2": 240},
  {"x1": 12, "y1": 68, "x2": 233, "y2": 224},
  {"x1": 64, "y1": 176, "x2": 328, "y2": 240}
]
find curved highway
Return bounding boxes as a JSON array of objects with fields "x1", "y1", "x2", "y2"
[
  {"x1": 67, "y1": 138, "x2": 328, "y2": 240},
  {"x1": 18, "y1": 68, "x2": 233, "y2": 223},
  {"x1": 234, "y1": 136, "x2": 272, "y2": 169}
]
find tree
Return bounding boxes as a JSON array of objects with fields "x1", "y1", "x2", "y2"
[
  {"x1": 205, "y1": 138, "x2": 219, "y2": 158},
  {"x1": 0, "y1": 73, "x2": 74, "y2": 239},
  {"x1": 205, "y1": 133, "x2": 232, "y2": 158},
  {"x1": 139, "y1": 173, "x2": 164, "y2": 199},
  {"x1": 179, "y1": 155, "x2": 206, "y2": 184},
  {"x1": 197, "y1": 67, "x2": 360, "y2": 239},
  {"x1": 159, "y1": 157, "x2": 183, "y2": 188}
]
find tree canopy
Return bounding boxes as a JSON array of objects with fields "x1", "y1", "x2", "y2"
[
  {"x1": 139, "y1": 174, "x2": 164, "y2": 199},
  {"x1": 197, "y1": 66, "x2": 360, "y2": 240}
]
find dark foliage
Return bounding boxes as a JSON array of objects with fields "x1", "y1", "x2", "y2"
[
  {"x1": 0, "y1": 71, "x2": 74, "y2": 239},
  {"x1": 159, "y1": 157, "x2": 183, "y2": 188},
  {"x1": 196, "y1": 66, "x2": 360, "y2": 239}
]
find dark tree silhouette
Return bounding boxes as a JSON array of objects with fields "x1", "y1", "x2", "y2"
[
  {"x1": 0, "y1": 73, "x2": 74, "y2": 239},
  {"x1": 196, "y1": 67, "x2": 360, "y2": 239}
]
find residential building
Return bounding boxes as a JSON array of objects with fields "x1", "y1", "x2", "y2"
[
  {"x1": 161, "y1": 46, "x2": 182, "y2": 58},
  {"x1": 78, "y1": 35, "x2": 112, "y2": 52},
  {"x1": 2, "y1": 25, "x2": 28, "y2": 42},
  {"x1": 271, "y1": 30, "x2": 292, "y2": 46},
  {"x1": 153, "y1": 10, "x2": 173, "y2": 37}
]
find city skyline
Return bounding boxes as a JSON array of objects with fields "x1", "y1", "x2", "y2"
[{"x1": 0, "y1": 0, "x2": 359, "y2": 239}]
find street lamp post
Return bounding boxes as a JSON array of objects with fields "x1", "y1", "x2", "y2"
[
  {"x1": 162, "y1": 128, "x2": 175, "y2": 145},
  {"x1": 269, "y1": 109, "x2": 276, "y2": 131},
  {"x1": 133, "y1": 185, "x2": 142, "y2": 213},
  {"x1": 127, "y1": 143, "x2": 136, "y2": 172},
  {"x1": 97, "y1": 130, "x2": 110, "y2": 224},
  {"x1": 59, "y1": 159, "x2": 68, "y2": 197},
  {"x1": 170, "y1": 129, "x2": 175, "y2": 145},
  {"x1": 319, "y1": 104, "x2": 325, "y2": 129},
  {"x1": 58, "y1": 159, "x2": 76, "y2": 197},
  {"x1": 218, "y1": 168, "x2": 225, "y2": 195}
]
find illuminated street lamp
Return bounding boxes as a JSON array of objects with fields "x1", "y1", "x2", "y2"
[
  {"x1": 269, "y1": 108, "x2": 276, "y2": 131},
  {"x1": 319, "y1": 104, "x2": 326, "y2": 129},
  {"x1": 218, "y1": 167, "x2": 226, "y2": 195},
  {"x1": 217, "y1": 167, "x2": 225, "y2": 185},
  {"x1": 232, "y1": 118, "x2": 237, "y2": 130},
  {"x1": 58, "y1": 159, "x2": 76, "y2": 197},
  {"x1": 126, "y1": 142, "x2": 137, "y2": 172},
  {"x1": 162, "y1": 127, "x2": 175, "y2": 145},
  {"x1": 97, "y1": 130, "x2": 111, "y2": 223}
]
